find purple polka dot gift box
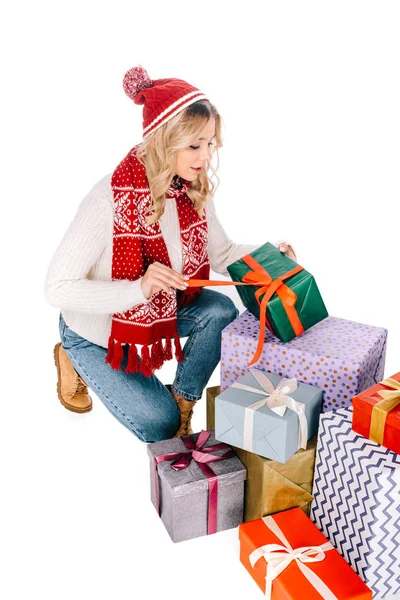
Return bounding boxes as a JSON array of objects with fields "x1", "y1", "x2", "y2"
[{"x1": 220, "y1": 311, "x2": 387, "y2": 412}]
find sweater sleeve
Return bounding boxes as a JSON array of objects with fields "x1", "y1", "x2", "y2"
[
  {"x1": 206, "y1": 196, "x2": 263, "y2": 276},
  {"x1": 44, "y1": 178, "x2": 150, "y2": 314}
]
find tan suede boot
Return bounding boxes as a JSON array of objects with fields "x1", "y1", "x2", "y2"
[
  {"x1": 53, "y1": 343, "x2": 92, "y2": 413},
  {"x1": 172, "y1": 392, "x2": 196, "y2": 438}
]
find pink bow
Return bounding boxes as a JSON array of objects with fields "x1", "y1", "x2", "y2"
[{"x1": 153, "y1": 430, "x2": 234, "y2": 535}]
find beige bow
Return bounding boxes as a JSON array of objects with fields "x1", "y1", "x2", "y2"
[{"x1": 231, "y1": 368, "x2": 307, "y2": 454}]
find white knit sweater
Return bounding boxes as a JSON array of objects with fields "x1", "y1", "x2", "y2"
[{"x1": 44, "y1": 174, "x2": 262, "y2": 348}]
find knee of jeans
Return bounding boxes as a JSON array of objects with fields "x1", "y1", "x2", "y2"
[
  {"x1": 213, "y1": 296, "x2": 239, "y2": 328},
  {"x1": 139, "y1": 412, "x2": 179, "y2": 443}
]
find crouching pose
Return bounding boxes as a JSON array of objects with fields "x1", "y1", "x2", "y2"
[{"x1": 45, "y1": 66, "x2": 295, "y2": 442}]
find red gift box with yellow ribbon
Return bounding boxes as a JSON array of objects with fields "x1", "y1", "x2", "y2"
[{"x1": 352, "y1": 372, "x2": 400, "y2": 454}]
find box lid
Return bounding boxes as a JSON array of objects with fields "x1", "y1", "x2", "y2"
[{"x1": 147, "y1": 430, "x2": 247, "y2": 497}]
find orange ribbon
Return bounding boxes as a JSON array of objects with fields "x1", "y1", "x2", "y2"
[{"x1": 187, "y1": 254, "x2": 305, "y2": 367}]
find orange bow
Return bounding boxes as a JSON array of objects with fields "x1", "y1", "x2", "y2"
[
  {"x1": 186, "y1": 254, "x2": 304, "y2": 367},
  {"x1": 241, "y1": 255, "x2": 304, "y2": 365}
]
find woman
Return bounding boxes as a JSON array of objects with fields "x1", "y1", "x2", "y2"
[{"x1": 44, "y1": 65, "x2": 295, "y2": 442}]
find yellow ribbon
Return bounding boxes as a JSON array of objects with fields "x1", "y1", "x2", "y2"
[{"x1": 369, "y1": 377, "x2": 400, "y2": 444}]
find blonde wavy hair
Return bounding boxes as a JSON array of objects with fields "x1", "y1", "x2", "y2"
[{"x1": 136, "y1": 100, "x2": 223, "y2": 225}]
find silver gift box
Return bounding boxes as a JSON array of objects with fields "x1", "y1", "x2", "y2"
[{"x1": 147, "y1": 430, "x2": 247, "y2": 543}]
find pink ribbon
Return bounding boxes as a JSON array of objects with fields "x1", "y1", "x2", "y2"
[{"x1": 153, "y1": 430, "x2": 234, "y2": 535}]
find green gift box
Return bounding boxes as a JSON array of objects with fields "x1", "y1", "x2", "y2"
[{"x1": 227, "y1": 242, "x2": 328, "y2": 344}]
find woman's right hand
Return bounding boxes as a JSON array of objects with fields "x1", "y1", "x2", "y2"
[{"x1": 141, "y1": 261, "x2": 189, "y2": 299}]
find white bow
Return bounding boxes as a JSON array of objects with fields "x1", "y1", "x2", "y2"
[
  {"x1": 231, "y1": 368, "x2": 308, "y2": 453},
  {"x1": 249, "y1": 515, "x2": 338, "y2": 600}
]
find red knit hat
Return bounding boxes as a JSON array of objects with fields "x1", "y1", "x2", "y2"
[{"x1": 123, "y1": 65, "x2": 208, "y2": 138}]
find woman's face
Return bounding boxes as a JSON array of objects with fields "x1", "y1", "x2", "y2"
[{"x1": 175, "y1": 117, "x2": 216, "y2": 181}]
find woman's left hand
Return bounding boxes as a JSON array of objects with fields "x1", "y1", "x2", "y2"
[{"x1": 278, "y1": 242, "x2": 297, "y2": 261}]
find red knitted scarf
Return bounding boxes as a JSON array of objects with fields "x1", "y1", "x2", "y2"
[{"x1": 105, "y1": 145, "x2": 210, "y2": 376}]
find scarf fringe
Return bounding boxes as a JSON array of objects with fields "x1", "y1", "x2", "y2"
[
  {"x1": 174, "y1": 334, "x2": 184, "y2": 362},
  {"x1": 110, "y1": 340, "x2": 124, "y2": 370},
  {"x1": 151, "y1": 339, "x2": 164, "y2": 371},
  {"x1": 163, "y1": 336, "x2": 173, "y2": 360},
  {"x1": 125, "y1": 343, "x2": 139, "y2": 374},
  {"x1": 140, "y1": 344, "x2": 154, "y2": 377},
  {"x1": 105, "y1": 337, "x2": 115, "y2": 364},
  {"x1": 106, "y1": 336, "x2": 184, "y2": 375}
]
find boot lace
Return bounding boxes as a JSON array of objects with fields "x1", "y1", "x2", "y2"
[{"x1": 75, "y1": 377, "x2": 88, "y2": 394}]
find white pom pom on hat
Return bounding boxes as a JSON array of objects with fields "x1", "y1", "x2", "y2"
[
  {"x1": 122, "y1": 65, "x2": 153, "y2": 101},
  {"x1": 122, "y1": 64, "x2": 209, "y2": 138}
]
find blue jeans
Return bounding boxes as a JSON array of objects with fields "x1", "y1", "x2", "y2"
[{"x1": 59, "y1": 289, "x2": 238, "y2": 443}]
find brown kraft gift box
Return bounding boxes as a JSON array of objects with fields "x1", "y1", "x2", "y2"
[{"x1": 206, "y1": 385, "x2": 317, "y2": 522}]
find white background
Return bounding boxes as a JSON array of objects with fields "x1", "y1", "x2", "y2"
[{"x1": 1, "y1": 1, "x2": 399, "y2": 599}]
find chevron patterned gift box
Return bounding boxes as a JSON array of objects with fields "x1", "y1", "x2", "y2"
[
  {"x1": 221, "y1": 311, "x2": 387, "y2": 412},
  {"x1": 310, "y1": 407, "x2": 400, "y2": 599}
]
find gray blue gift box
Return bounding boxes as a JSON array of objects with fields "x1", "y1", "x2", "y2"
[{"x1": 215, "y1": 368, "x2": 323, "y2": 463}]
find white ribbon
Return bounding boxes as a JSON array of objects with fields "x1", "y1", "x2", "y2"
[
  {"x1": 249, "y1": 515, "x2": 338, "y2": 600},
  {"x1": 231, "y1": 368, "x2": 308, "y2": 453}
]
